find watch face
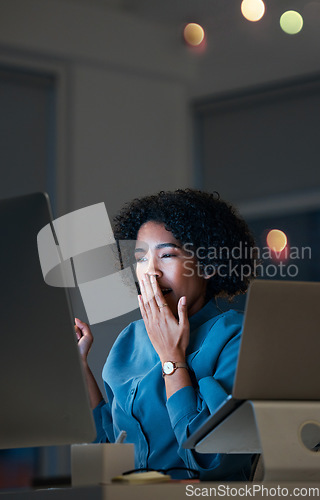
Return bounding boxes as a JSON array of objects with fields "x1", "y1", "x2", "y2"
[{"x1": 163, "y1": 361, "x2": 174, "y2": 375}]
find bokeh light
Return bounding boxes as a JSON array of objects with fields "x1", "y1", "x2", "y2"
[
  {"x1": 280, "y1": 11, "x2": 303, "y2": 34},
  {"x1": 241, "y1": 0, "x2": 265, "y2": 22},
  {"x1": 266, "y1": 229, "x2": 288, "y2": 253},
  {"x1": 183, "y1": 23, "x2": 205, "y2": 47}
]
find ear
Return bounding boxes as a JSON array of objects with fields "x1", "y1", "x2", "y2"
[
  {"x1": 203, "y1": 266, "x2": 216, "y2": 280},
  {"x1": 204, "y1": 272, "x2": 215, "y2": 280}
]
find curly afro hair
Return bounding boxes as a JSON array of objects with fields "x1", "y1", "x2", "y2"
[{"x1": 113, "y1": 189, "x2": 257, "y2": 299}]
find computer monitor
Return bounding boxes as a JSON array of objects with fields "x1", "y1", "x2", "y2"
[{"x1": 0, "y1": 192, "x2": 96, "y2": 449}]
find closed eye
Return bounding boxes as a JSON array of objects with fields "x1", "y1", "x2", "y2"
[
  {"x1": 135, "y1": 256, "x2": 147, "y2": 263},
  {"x1": 135, "y1": 253, "x2": 178, "y2": 262}
]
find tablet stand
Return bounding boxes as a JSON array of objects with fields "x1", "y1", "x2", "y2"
[{"x1": 194, "y1": 401, "x2": 320, "y2": 481}]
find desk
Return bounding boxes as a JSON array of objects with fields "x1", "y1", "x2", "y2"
[{"x1": 3, "y1": 482, "x2": 320, "y2": 500}]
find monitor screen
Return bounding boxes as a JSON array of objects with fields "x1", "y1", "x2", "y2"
[{"x1": 0, "y1": 192, "x2": 95, "y2": 449}]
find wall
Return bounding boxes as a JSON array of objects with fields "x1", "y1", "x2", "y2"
[
  {"x1": 195, "y1": 76, "x2": 320, "y2": 208},
  {"x1": 0, "y1": 0, "x2": 196, "y2": 474},
  {"x1": 70, "y1": 65, "x2": 190, "y2": 218},
  {"x1": 0, "y1": 0, "x2": 195, "y2": 218}
]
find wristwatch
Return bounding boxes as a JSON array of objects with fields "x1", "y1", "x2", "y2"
[{"x1": 162, "y1": 361, "x2": 188, "y2": 377}]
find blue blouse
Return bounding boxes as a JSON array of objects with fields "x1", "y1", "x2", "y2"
[{"x1": 93, "y1": 300, "x2": 252, "y2": 480}]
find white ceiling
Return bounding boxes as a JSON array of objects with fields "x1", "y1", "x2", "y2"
[{"x1": 65, "y1": 0, "x2": 320, "y2": 98}]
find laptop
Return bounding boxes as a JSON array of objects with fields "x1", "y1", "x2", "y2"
[
  {"x1": 0, "y1": 192, "x2": 96, "y2": 449},
  {"x1": 183, "y1": 279, "x2": 320, "y2": 449}
]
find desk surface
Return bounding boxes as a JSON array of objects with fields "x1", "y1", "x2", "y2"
[{"x1": 3, "y1": 482, "x2": 320, "y2": 500}]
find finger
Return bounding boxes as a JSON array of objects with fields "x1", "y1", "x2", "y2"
[
  {"x1": 144, "y1": 274, "x2": 161, "y2": 316},
  {"x1": 75, "y1": 317, "x2": 87, "y2": 330},
  {"x1": 138, "y1": 294, "x2": 147, "y2": 321},
  {"x1": 149, "y1": 275, "x2": 168, "y2": 311},
  {"x1": 178, "y1": 296, "x2": 188, "y2": 326},
  {"x1": 75, "y1": 318, "x2": 92, "y2": 338},
  {"x1": 139, "y1": 278, "x2": 151, "y2": 319},
  {"x1": 74, "y1": 324, "x2": 82, "y2": 341},
  {"x1": 143, "y1": 273, "x2": 156, "y2": 302}
]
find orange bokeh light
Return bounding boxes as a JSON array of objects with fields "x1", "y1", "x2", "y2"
[
  {"x1": 183, "y1": 23, "x2": 205, "y2": 47},
  {"x1": 266, "y1": 229, "x2": 288, "y2": 253}
]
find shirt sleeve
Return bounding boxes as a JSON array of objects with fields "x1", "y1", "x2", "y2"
[
  {"x1": 166, "y1": 316, "x2": 252, "y2": 480},
  {"x1": 92, "y1": 398, "x2": 115, "y2": 443}
]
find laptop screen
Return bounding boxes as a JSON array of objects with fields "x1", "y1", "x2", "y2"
[{"x1": 233, "y1": 279, "x2": 320, "y2": 401}]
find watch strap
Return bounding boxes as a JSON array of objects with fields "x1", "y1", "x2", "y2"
[
  {"x1": 162, "y1": 361, "x2": 188, "y2": 376},
  {"x1": 174, "y1": 362, "x2": 188, "y2": 370}
]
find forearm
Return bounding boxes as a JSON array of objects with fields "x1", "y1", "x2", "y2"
[
  {"x1": 82, "y1": 361, "x2": 104, "y2": 409},
  {"x1": 161, "y1": 353, "x2": 192, "y2": 400},
  {"x1": 163, "y1": 367, "x2": 192, "y2": 399}
]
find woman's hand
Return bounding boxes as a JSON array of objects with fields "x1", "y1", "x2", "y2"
[
  {"x1": 74, "y1": 318, "x2": 103, "y2": 408},
  {"x1": 138, "y1": 273, "x2": 190, "y2": 363},
  {"x1": 74, "y1": 318, "x2": 93, "y2": 364}
]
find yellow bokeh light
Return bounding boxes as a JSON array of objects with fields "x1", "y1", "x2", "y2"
[
  {"x1": 266, "y1": 229, "x2": 288, "y2": 253},
  {"x1": 280, "y1": 11, "x2": 303, "y2": 35},
  {"x1": 241, "y1": 0, "x2": 265, "y2": 22},
  {"x1": 183, "y1": 23, "x2": 205, "y2": 46}
]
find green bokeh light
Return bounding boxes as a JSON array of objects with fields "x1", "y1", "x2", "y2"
[{"x1": 280, "y1": 10, "x2": 303, "y2": 35}]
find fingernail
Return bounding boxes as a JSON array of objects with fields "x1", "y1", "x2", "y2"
[
  {"x1": 181, "y1": 296, "x2": 186, "y2": 305},
  {"x1": 150, "y1": 275, "x2": 155, "y2": 283}
]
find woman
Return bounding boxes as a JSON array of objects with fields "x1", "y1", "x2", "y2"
[{"x1": 75, "y1": 189, "x2": 256, "y2": 480}]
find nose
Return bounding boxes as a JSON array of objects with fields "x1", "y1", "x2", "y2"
[{"x1": 146, "y1": 254, "x2": 163, "y2": 279}]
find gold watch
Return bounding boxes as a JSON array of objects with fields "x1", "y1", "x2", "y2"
[{"x1": 162, "y1": 361, "x2": 188, "y2": 377}]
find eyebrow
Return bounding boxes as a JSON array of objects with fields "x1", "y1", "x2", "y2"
[{"x1": 134, "y1": 243, "x2": 181, "y2": 253}]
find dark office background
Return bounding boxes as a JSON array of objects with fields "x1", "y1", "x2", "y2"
[{"x1": 1, "y1": 0, "x2": 320, "y2": 489}]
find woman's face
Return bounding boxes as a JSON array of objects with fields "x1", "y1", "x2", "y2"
[{"x1": 135, "y1": 221, "x2": 208, "y2": 318}]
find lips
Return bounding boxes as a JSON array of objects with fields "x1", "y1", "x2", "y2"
[{"x1": 160, "y1": 288, "x2": 172, "y2": 296}]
